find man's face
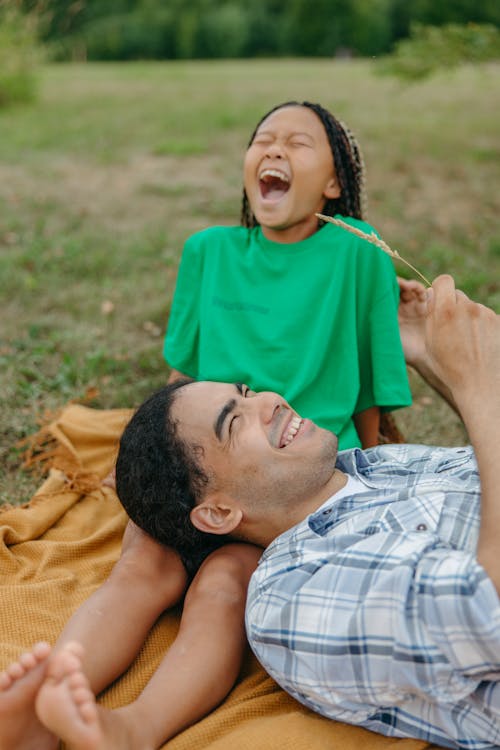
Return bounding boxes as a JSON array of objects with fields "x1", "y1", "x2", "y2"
[{"x1": 171, "y1": 381, "x2": 339, "y2": 536}]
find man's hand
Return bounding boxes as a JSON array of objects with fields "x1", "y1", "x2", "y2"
[
  {"x1": 401, "y1": 274, "x2": 500, "y2": 592},
  {"x1": 422, "y1": 276, "x2": 500, "y2": 595},
  {"x1": 423, "y1": 275, "x2": 500, "y2": 415},
  {"x1": 424, "y1": 276, "x2": 500, "y2": 593}
]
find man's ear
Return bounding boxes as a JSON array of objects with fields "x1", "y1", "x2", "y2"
[
  {"x1": 323, "y1": 177, "x2": 341, "y2": 200},
  {"x1": 190, "y1": 493, "x2": 243, "y2": 536}
]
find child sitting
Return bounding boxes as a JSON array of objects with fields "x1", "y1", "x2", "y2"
[{"x1": 165, "y1": 100, "x2": 412, "y2": 450}]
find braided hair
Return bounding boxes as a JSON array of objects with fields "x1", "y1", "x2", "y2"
[{"x1": 240, "y1": 100, "x2": 366, "y2": 228}]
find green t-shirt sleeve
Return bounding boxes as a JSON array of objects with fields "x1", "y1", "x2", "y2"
[
  {"x1": 163, "y1": 235, "x2": 202, "y2": 378},
  {"x1": 354, "y1": 255, "x2": 412, "y2": 415}
]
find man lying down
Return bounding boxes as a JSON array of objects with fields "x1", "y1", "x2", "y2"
[
  {"x1": 116, "y1": 275, "x2": 500, "y2": 749},
  {"x1": 2, "y1": 275, "x2": 499, "y2": 750}
]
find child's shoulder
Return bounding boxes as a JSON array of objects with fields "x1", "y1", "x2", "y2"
[
  {"x1": 180, "y1": 226, "x2": 250, "y2": 261},
  {"x1": 325, "y1": 215, "x2": 396, "y2": 278},
  {"x1": 330, "y1": 214, "x2": 378, "y2": 237},
  {"x1": 185, "y1": 225, "x2": 248, "y2": 247}
]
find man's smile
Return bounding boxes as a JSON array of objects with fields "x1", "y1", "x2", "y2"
[
  {"x1": 269, "y1": 408, "x2": 304, "y2": 449},
  {"x1": 279, "y1": 415, "x2": 303, "y2": 448}
]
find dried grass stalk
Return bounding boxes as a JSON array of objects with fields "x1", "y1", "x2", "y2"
[{"x1": 316, "y1": 213, "x2": 431, "y2": 287}]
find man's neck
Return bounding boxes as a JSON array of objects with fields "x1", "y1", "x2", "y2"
[
  {"x1": 305, "y1": 468, "x2": 348, "y2": 518},
  {"x1": 256, "y1": 469, "x2": 349, "y2": 548}
]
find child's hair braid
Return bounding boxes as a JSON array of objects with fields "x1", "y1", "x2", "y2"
[{"x1": 241, "y1": 100, "x2": 366, "y2": 228}]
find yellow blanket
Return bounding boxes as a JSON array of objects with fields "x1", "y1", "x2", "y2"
[{"x1": 0, "y1": 404, "x2": 440, "y2": 750}]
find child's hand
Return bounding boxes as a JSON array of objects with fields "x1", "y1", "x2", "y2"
[{"x1": 397, "y1": 277, "x2": 428, "y2": 367}]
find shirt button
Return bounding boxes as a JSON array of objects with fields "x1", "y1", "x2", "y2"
[{"x1": 416, "y1": 523, "x2": 427, "y2": 531}]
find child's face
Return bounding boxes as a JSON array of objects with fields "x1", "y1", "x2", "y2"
[{"x1": 243, "y1": 106, "x2": 340, "y2": 243}]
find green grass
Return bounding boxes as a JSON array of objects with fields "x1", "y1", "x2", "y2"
[{"x1": 1, "y1": 59, "x2": 499, "y2": 505}]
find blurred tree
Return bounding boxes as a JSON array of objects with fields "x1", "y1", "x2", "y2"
[
  {"x1": 378, "y1": 21, "x2": 500, "y2": 80},
  {"x1": 84, "y1": 6, "x2": 176, "y2": 60},
  {"x1": 0, "y1": 1, "x2": 41, "y2": 106},
  {"x1": 349, "y1": 0, "x2": 393, "y2": 56},
  {"x1": 197, "y1": 4, "x2": 250, "y2": 58},
  {"x1": 410, "y1": 0, "x2": 500, "y2": 28},
  {"x1": 285, "y1": 0, "x2": 351, "y2": 56},
  {"x1": 285, "y1": 0, "x2": 395, "y2": 56},
  {"x1": 387, "y1": 0, "x2": 412, "y2": 43},
  {"x1": 14, "y1": 0, "x2": 500, "y2": 60},
  {"x1": 245, "y1": 0, "x2": 287, "y2": 56}
]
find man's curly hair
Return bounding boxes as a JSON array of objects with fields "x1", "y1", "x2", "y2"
[{"x1": 115, "y1": 380, "x2": 230, "y2": 578}]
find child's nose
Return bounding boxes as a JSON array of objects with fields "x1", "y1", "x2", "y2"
[{"x1": 265, "y1": 142, "x2": 284, "y2": 159}]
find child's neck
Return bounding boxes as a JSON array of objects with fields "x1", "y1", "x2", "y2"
[{"x1": 261, "y1": 220, "x2": 321, "y2": 245}]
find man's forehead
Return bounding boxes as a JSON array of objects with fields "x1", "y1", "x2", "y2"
[
  {"x1": 171, "y1": 381, "x2": 242, "y2": 453},
  {"x1": 172, "y1": 381, "x2": 238, "y2": 423},
  {"x1": 178, "y1": 380, "x2": 236, "y2": 402}
]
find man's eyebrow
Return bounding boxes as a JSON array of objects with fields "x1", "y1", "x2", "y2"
[{"x1": 214, "y1": 384, "x2": 243, "y2": 441}]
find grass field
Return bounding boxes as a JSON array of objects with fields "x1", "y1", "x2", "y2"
[{"x1": 1, "y1": 58, "x2": 499, "y2": 506}]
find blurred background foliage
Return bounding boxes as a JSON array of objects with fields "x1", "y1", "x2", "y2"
[
  {"x1": 378, "y1": 22, "x2": 500, "y2": 80},
  {"x1": 0, "y1": 2, "x2": 42, "y2": 105},
  {"x1": 1, "y1": 0, "x2": 499, "y2": 105},
  {"x1": 7, "y1": 0, "x2": 500, "y2": 62}
]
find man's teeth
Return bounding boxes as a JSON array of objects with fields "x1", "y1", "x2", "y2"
[
  {"x1": 283, "y1": 416, "x2": 302, "y2": 446},
  {"x1": 260, "y1": 168, "x2": 290, "y2": 183}
]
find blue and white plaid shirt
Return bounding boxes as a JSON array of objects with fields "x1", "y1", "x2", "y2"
[{"x1": 246, "y1": 444, "x2": 500, "y2": 749}]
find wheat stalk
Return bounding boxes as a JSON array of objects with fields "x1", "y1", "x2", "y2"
[{"x1": 316, "y1": 213, "x2": 431, "y2": 287}]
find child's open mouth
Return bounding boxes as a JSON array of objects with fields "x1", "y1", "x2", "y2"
[{"x1": 259, "y1": 168, "x2": 290, "y2": 200}]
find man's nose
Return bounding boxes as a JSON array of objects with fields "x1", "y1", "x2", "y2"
[{"x1": 253, "y1": 391, "x2": 285, "y2": 425}]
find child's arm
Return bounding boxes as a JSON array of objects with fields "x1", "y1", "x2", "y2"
[
  {"x1": 53, "y1": 522, "x2": 261, "y2": 743},
  {"x1": 168, "y1": 367, "x2": 190, "y2": 383},
  {"x1": 133, "y1": 543, "x2": 261, "y2": 744},
  {"x1": 353, "y1": 405, "x2": 380, "y2": 448},
  {"x1": 53, "y1": 521, "x2": 189, "y2": 694}
]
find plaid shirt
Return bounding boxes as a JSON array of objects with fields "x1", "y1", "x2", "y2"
[{"x1": 246, "y1": 444, "x2": 500, "y2": 749}]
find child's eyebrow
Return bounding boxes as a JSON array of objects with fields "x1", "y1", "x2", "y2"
[
  {"x1": 289, "y1": 131, "x2": 314, "y2": 141},
  {"x1": 254, "y1": 129, "x2": 314, "y2": 143}
]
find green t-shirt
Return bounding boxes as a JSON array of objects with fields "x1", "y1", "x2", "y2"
[{"x1": 164, "y1": 220, "x2": 411, "y2": 450}]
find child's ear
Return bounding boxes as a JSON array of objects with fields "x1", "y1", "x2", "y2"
[
  {"x1": 323, "y1": 177, "x2": 341, "y2": 200},
  {"x1": 190, "y1": 493, "x2": 243, "y2": 536}
]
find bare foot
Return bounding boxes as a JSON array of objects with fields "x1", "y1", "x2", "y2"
[
  {"x1": 36, "y1": 642, "x2": 154, "y2": 750},
  {"x1": 0, "y1": 641, "x2": 58, "y2": 750}
]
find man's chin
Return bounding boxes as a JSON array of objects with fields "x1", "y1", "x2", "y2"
[{"x1": 320, "y1": 427, "x2": 339, "y2": 461}]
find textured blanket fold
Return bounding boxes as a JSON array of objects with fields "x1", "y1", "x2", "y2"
[{"x1": 0, "y1": 404, "x2": 439, "y2": 749}]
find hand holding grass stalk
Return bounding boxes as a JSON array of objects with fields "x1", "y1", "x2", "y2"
[{"x1": 316, "y1": 213, "x2": 432, "y2": 287}]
